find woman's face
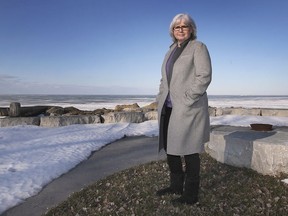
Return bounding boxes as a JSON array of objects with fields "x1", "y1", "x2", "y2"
[{"x1": 173, "y1": 20, "x2": 192, "y2": 44}]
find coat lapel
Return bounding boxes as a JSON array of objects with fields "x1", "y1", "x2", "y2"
[{"x1": 162, "y1": 43, "x2": 178, "y2": 85}]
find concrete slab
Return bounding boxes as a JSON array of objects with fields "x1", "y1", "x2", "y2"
[
  {"x1": 206, "y1": 126, "x2": 288, "y2": 176},
  {"x1": 1, "y1": 136, "x2": 165, "y2": 216}
]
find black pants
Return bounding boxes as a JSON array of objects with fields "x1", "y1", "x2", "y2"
[
  {"x1": 162, "y1": 106, "x2": 200, "y2": 178},
  {"x1": 167, "y1": 154, "x2": 200, "y2": 180}
]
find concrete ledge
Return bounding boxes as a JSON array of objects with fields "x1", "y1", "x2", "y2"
[
  {"x1": 40, "y1": 115, "x2": 102, "y2": 127},
  {"x1": 103, "y1": 112, "x2": 145, "y2": 123},
  {"x1": 0, "y1": 112, "x2": 153, "y2": 127},
  {"x1": 0, "y1": 117, "x2": 40, "y2": 127},
  {"x1": 205, "y1": 126, "x2": 288, "y2": 176},
  {"x1": 208, "y1": 107, "x2": 288, "y2": 117},
  {"x1": 0, "y1": 115, "x2": 102, "y2": 127}
]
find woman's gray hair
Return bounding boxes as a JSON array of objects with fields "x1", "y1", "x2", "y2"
[{"x1": 169, "y1": 13, "x2": 197, "y2": 42}]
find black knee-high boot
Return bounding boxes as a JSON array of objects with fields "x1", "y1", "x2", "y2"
[
  {"x1": 172, "y1": 154, "x2": 200, "y2": 205},
  {"x1": 156, "y1": 154, "x2": 184, "y2": 196}
]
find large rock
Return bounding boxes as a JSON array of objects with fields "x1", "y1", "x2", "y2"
[
  {"x1": 9, "y1": 102, "x2": 21, "y2": 117},
  {"x1": 63, "y1": 107, "x2": 84, "y2": 116},
  {"x1": 20, "y1": 106, "x2": 53, "y2": 117},
  {"x1": 144, "y1": 111, "x2": 158, "y2": 121},
  {"x1": 0, "y1": 117, "x2": 40, "y2": 127},
  {"x1": 205, "y1": 125, "x2": 288, "y2": 176},
  {"x1": 103, "y1": 112, "x2": 145, "y2": 123},
  {"x1": 114, "y1": 103, "x2": 141, "y2": 112},
  {"x1": 40, "y1": 115, "x2": 102, "y2": 127},
  {"x1": 46, "y1": 106, "x2": 113, "y2": 116},
  {"x1": 142, "y1": 102, "x2": 157, "y2": 112},
  {"x1": 91, "y1": 108, "x2": 114, "y2": 115},
  {"x1": 208, "y1": 107, "x2": 216, "y2": 116},
  {"x1": 0, "y1": 108, "x2": 9, "y2": 116},
  {"x1": 46, "y1": 107, "x2": 65, "y2": 116}
]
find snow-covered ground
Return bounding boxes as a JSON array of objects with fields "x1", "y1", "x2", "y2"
[{"x1": 1, "y1": 115, "x2": 288, "y2": 214}]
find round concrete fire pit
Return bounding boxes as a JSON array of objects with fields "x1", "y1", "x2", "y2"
[{"x1": 250, "y1": 123, "x2": 273, "y2": 131}]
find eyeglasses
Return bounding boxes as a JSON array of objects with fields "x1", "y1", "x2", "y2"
[{"x1": 173, "y1": 25, "x2": 190, "y2": 32}]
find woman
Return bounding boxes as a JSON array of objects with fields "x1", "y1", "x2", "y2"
[{"x1": 156, "y1": 13, "x2": 212, "y2": 205}]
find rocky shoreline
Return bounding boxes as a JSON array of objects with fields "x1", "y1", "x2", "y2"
[{"x1": 0, "y1": 102, "x2": 288, "y2": 127}]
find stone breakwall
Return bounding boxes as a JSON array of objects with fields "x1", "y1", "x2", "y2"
[
  {"x1": 0, "y1": 105, "x2": 288, "y2": 128},
  {"x1": 0, "y1": 111, "x2": 158, "y2": 127},
  {"x1": 209, "y1": 107, "x2": 288, "y2": 117}
]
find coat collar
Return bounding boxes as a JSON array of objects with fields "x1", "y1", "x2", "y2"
[{"x1": 169, "y1": 36, "x2": 195, "y2": 48}]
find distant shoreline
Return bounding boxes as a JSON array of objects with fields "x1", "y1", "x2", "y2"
[{"x1": 0, "y1": 94, "x2": 288, "y2": 110}]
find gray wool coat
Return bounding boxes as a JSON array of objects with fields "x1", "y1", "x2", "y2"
[{"x1": 156, "y1": 39, "x2": 212, "y2": 155}]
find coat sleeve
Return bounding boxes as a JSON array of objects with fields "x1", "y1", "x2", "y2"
[{"x1": 186, "y1": 43, "x2": 212, "y2": 101}]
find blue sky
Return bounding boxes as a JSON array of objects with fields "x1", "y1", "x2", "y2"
[{"x1": 0, "y1": 0, "x2": 287, "y2": 95}]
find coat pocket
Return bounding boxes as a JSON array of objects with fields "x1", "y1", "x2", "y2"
[{"x1": 183, "y1": 90, "x2": 206, "y2": 108}]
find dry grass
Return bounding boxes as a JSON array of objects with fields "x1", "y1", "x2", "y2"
[{"x1": 44, "y1": 153, "x2": 288, "y2": 216}]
